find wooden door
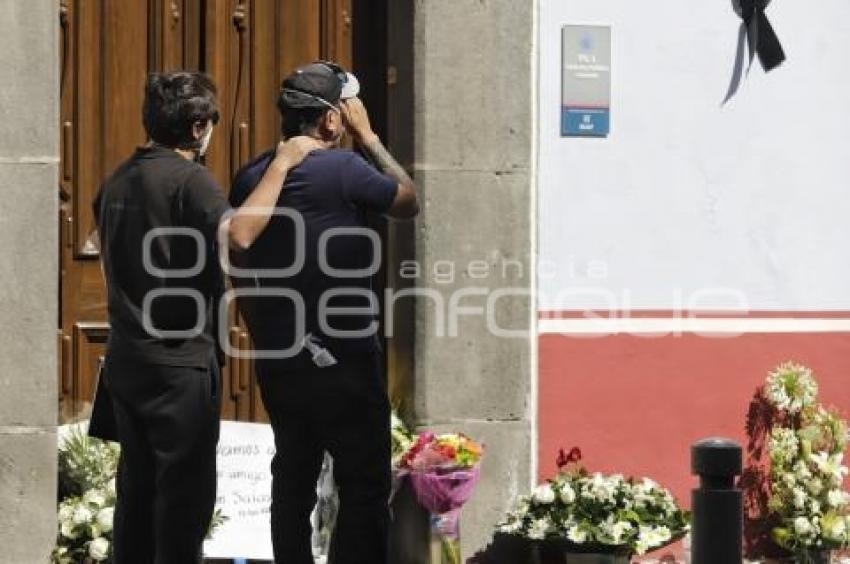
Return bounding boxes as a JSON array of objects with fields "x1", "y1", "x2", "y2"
[{"x1": 58, "y1": 0, "x2": 355, "y2": 424}]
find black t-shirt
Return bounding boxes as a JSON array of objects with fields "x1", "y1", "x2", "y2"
[
  {"x1": 94, "y1": 146, "x2": 230, "y2": 367},
  {"x1": 229, "y1": 148, "x2": 398, "y2": 357}
]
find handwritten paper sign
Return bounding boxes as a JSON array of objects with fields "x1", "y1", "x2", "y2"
[{"x1": 203, "y1": 421, "x2": 276, "y2": 560}]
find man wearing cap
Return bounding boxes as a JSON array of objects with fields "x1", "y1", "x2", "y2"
[{"x1": 228, "y1": 61, "x2": 418, "y2": 564}]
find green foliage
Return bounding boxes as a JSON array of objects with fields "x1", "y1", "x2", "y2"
[{"x1": 57, "y1": 425, "x2": 119, "y2": 501}]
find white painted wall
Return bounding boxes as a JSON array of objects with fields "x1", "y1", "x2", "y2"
[{"x1": 538, "y1": 0, "x2": 850, "y2": 312}]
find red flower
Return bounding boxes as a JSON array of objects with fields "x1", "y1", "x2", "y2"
[
  {"x1": 436, "y1": 444, "x2": 457, "y2": 460},
  {"x1": 401, "y1": 432, "x2": 435, "y2": 468},
  {"x1": 556, "y1": 446, "x2": 582, "y2": 469}
]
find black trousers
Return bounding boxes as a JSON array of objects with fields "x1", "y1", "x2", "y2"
[
  {"x1": 104, "y1": 355, "x2": 221, "y2": 564},
  {"x1": 256, "y1": 349, "x2": 391, "y2": 564}
]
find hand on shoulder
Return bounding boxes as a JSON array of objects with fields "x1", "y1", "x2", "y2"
[{"x1": 274, "y1": 136, "x2": 324, "y2": 171}]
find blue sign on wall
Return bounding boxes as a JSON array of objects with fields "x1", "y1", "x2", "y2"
[
  {"x1": 562, "y1": 25, "x2": 611, "y2": 138},
  {"x1": 561, "y1": 106, "x2": 610, "y2": 137}
]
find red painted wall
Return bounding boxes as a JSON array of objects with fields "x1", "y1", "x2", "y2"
[{"x1": 537, "y1": 331, "x2": 850, "y2": 507}]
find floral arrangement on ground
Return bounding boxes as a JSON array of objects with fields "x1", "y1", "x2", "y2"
[{"x1": 496, "y1": 448, "x2": 690, "y2": 558}]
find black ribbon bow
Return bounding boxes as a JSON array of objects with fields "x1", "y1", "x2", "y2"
[{"x1": 739, "y1": 0, "x2": 786, "y2": 72}]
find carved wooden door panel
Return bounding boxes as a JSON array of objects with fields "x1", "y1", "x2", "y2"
[{"x1": 58, "y1": 0, "x2": 354, "y2": 424}]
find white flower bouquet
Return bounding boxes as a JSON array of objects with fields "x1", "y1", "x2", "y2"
[
  {"x1": 496, "y1": 449, "x2": 690, "y2": 559},
  {"x1": 762, "y1": 362, "x2": 850, "y2": 562},
  {"x1": 53, "y1": 424, "x2": 119, "y2": 563}
]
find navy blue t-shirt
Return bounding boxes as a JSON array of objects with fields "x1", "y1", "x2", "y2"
[{"x1": 229, "y1": 148, "x2": 397, "y2": 357}]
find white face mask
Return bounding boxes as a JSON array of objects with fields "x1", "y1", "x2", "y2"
[{"x1": 198, "y1": 124, "x2": 214, "y2": 156}]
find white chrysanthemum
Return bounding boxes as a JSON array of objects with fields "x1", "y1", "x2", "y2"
[
  {"x1": 83, "y1": 490, "x2": 107, "y2": 508},
  {"x1": 497, "y1": 518, "x2": 523, "y2": 534},
  {"x1": 769, "y1": 427, "x2": 800, "y2": 462},
  {"x1": 106, "y1": 477, "x2": 117, "y2": 498},
  {"x1": 567, "y1": 524, "x2": 589, "y2": 544},
  {"x1": 630, "y1": 478, "x2": 655, "y2": 508},
  {"x1": 88, "y1": 537, "x2": 110, "y2": 561},
  {"x1": 765, "y1": 362, "x2": 818, "y2": 414},
  {"x1": 795, "y1": 459, "x2": 813, "y2": 481},
  {"x1": 583, "y1": 473, "x2": 617, "y2": 504},
  {"x1": 72, "y1": 505, "x2": 93, "y2": 526},
  {"x1": 827, "y1": 489, "x2": 850, "y2": 508},
  {"x1": 641, "y1": 477, "x2": 659, "y2": 490},
  {"x1": 791, "y1": 486, "x2": 808, "y2": 510},
  {"x1": 634, "y1": 525, "x2": 672, "y2": 555},
  {"x1": 597, "y1": 515, "x2": 635, "y2": 545},
  {"x1": 809, "y1": 452, "x2": 849, "y2": 489},
  {"x1": 58, "y1": 504, "x2": 74, "y2": 522},
  {"x1": 60, "y1": 519, "x2": 77, "y2": 540},
  {"x1": 793, "y1": 516, "x2": 816, "y2": 537},
  {"x1": 96, "y1": 507, "x2": 114, "y2": 533},
  {"x1": 527, "y1": 518, "x2": 550, "y2": 540},
  {"x1": 532, "y1": 484, "x2": 555, "y2": 505},
  {"x1": 610, "y1": 520, "x2": 633, "y2": 544},
  {"x1": 632, "y1": 489, "x2": 653, "y2": 509},
  {"x1": 559, "y1": 483, "x2": 576, "y2": 504}
]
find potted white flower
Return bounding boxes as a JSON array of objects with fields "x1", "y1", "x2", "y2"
[
  {"x1": 760, "y1": 362, "x2": 850, "y2": 564},
  {"x1": 496, "y1": 448, "x2": 690, "y2": 563}
]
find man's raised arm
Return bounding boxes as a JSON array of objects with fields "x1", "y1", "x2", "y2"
[
  {"x1": 226, "y1": 136, "x2": 322, "y2": 251},
  {"x1": 340, "y1": 98, "x2": 419, "y2": 219}
]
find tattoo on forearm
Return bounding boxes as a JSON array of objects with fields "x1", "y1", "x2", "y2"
[{"x1": 363, "y1": 138, "x2": 413, "y2": 186}]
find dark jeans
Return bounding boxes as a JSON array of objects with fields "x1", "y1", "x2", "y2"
[
  {"x1": 256, "y1": 350, "x2": 391, "y2": 564},
  {"x1": 104, "y1": 355, "x2": 221, "y2": 564}
]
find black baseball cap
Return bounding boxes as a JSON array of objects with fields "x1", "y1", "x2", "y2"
[{"x1": 278, "y1": 61, "x2": 360, "y2": 110}]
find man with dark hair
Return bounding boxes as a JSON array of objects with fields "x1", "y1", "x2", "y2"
[
  {"x1": 94, "y1": 71, "x2": 318, "y2": 563},
  {"x1": 228, "y1": 61, "x2": 418, "y2": 564}
]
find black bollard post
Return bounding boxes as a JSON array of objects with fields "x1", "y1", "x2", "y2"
[{"x1": 691, "y1": 438, "x2": 742, "y2": 564}]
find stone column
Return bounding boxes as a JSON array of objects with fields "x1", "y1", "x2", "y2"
[
  {"x1": 0, "y1": 1, "x2": 59, "y2": 562},
  {"x1": 404, "y1": 0, "x2": 536, "y2": 556}
]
